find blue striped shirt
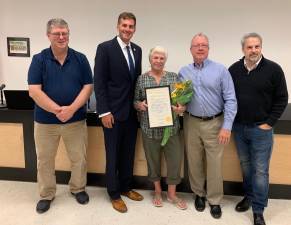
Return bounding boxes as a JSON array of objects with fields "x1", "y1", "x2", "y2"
[{"x1": 178, "y1": 59, "x2": 237, "y2": 130}]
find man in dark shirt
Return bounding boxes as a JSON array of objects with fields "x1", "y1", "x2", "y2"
[
  {"x1": 229, "y1": 32, "x2": 288, "y2": 225},
  {"x1": 28, "y1": 18, "x2": 93, "y2": 214}
]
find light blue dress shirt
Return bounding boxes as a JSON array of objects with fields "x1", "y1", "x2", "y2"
[{"x1": 179, "y1": 59, "x2": 237, "y2": 130}]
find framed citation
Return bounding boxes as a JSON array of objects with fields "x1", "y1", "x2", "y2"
[{"x1": 145, "y1": 86, "x2": 174, "y2": 128}]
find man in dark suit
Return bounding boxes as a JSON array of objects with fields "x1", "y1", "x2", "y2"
[{"x1": 94, "y1": 12, "x2": 143, "y2": 213}]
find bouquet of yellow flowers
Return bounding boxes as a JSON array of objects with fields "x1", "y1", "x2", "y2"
[{"x1": 161, "y1": 80, "x2": 194, "y2": 146}]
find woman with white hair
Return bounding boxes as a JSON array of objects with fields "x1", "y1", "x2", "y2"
[{"x1": 134, "y1": 46, "x2": 187, "y2": 210}]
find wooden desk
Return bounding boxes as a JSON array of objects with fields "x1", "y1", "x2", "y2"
[{"x1": 0, "y1": 105, "x2": 291, "y2": 198}]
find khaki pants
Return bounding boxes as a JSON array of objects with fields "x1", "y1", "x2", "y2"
[
  {"x1": 184, "y1": 113, "x2": 224, "y2": 205},
  {"x1": 34, "y1": 120, "x2": 88, "y2": 200},
  {"x1": 142, "y1": 131, "x2": 182, "y2": 185}
]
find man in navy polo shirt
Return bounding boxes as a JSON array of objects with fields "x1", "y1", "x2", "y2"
[{"x1": 28, "y1": 18, "x2": 93, "y2": 214}]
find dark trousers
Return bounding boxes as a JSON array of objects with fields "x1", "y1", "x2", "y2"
[
  {"x1": 103, "y1": 116, "x2": 138, "y2": 200},
  {"x1": 233, "y1": 122, "x2": 273, "y2": 213}
]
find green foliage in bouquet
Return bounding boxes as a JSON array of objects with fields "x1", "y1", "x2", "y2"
[{"x1": 161, "y1": 80, "x2": 194, "y2": 146}]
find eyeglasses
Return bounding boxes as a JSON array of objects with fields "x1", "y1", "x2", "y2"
[
  {"x1": 50, "y1": 32, "x2": 69, "y2": 38},
  {"x1": 191, "y1": 44, "x2": 209, "y2": 49}
]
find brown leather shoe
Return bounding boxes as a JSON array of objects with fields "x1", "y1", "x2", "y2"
[
  {"x1": 111, "y1": 198, "x2": 127, "y2": 213},
  {"x1": 121, "y1": 190, "x2": 144, "y2": 201}
]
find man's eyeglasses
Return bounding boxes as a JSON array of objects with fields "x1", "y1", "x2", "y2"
[
  {"x1": 191, "y1": 44, "x2": 209, "y2": 49},
  {"x1": 50, "y1": 32, "x2": 69, "y2": 38}
]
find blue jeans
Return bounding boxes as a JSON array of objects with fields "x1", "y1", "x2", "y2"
[{"x1": 233, "y1": 122, "x2": 273, "y2": 214}]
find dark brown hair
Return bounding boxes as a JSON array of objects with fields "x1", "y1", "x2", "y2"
[{"x1": 118, "y1": 12, "x2": 136, "y2": 26}]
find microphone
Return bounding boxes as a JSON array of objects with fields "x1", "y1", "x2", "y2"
[
  {"x1": 0, "y1": 84, "x2": 6, "y2": 107},
  {"x1": 0, "y1": 84, "x2": 5, "y2": 91},
  {"x1": 87, "y1": 98, "x2": 91, "y2": 111}
]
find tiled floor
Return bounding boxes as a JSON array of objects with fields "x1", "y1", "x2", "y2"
[{"x1": 0, "y1": 180, "x2": 290, "y2": 225}]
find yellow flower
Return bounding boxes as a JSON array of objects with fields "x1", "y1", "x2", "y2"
[
  {"x1": 175, "y1": 83, "x2": 183, "y2": 89},
  {"x1": 171, "y1": 93, "x2": 177, "y2": 98}
]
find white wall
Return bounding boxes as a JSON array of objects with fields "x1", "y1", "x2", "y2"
[{"x1": 0, "y1": 0, "x2": 290, "y2": 101}]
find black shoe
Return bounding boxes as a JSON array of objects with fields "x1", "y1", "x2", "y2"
[
  {"x1": 209, "y1": 204, "x2": 222, "y2": 219},
  {"x1": 36, "y1": 199, "x2": 53, "y2": 214},
  {"x1": 194, "y1": 195, "x2": 206, "y2": 212},
  {"x1": 235, "y1": 197, "x2": 250, "y2": 212},
  {"x1": 254, "y1": 213, "x2": 266, "y2": 225},
  {"x1": 71, "y1": 191, "x2": 89, "y2": 204}
]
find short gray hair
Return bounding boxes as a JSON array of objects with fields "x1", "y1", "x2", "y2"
[
  {"x1": 148, "y1": 46, "x2": 168, "y2": 61},
  {"x1": 47, "y1": 18, "x2": 69, "y2": 34},
  {"x1": 190, "y1": 32, "x2": 209, "y2": 48},
  {"x1": 241, "y1": 32, "x2": 262, "y2": 47}
]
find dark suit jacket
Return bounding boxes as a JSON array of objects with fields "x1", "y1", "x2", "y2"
[{"x1": 94, "y1": 36, "x2": 142, "y2": 121}]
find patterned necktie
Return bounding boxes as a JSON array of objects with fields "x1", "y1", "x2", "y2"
[{"x1": 126, "y1": 45, "x2": 135, "y2": 79}]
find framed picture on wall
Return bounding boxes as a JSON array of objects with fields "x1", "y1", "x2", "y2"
[{"x1": 7, "y1": 37, "x2": 30, "y2": 57}]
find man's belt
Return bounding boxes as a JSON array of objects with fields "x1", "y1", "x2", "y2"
[{"x1": 188, "y1": 112, "x2": 223, "y2": 121}]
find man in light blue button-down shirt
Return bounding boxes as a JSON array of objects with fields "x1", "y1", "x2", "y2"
[{"x1": 179, "y1": 33, "x2": 237, "y2": 219}]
